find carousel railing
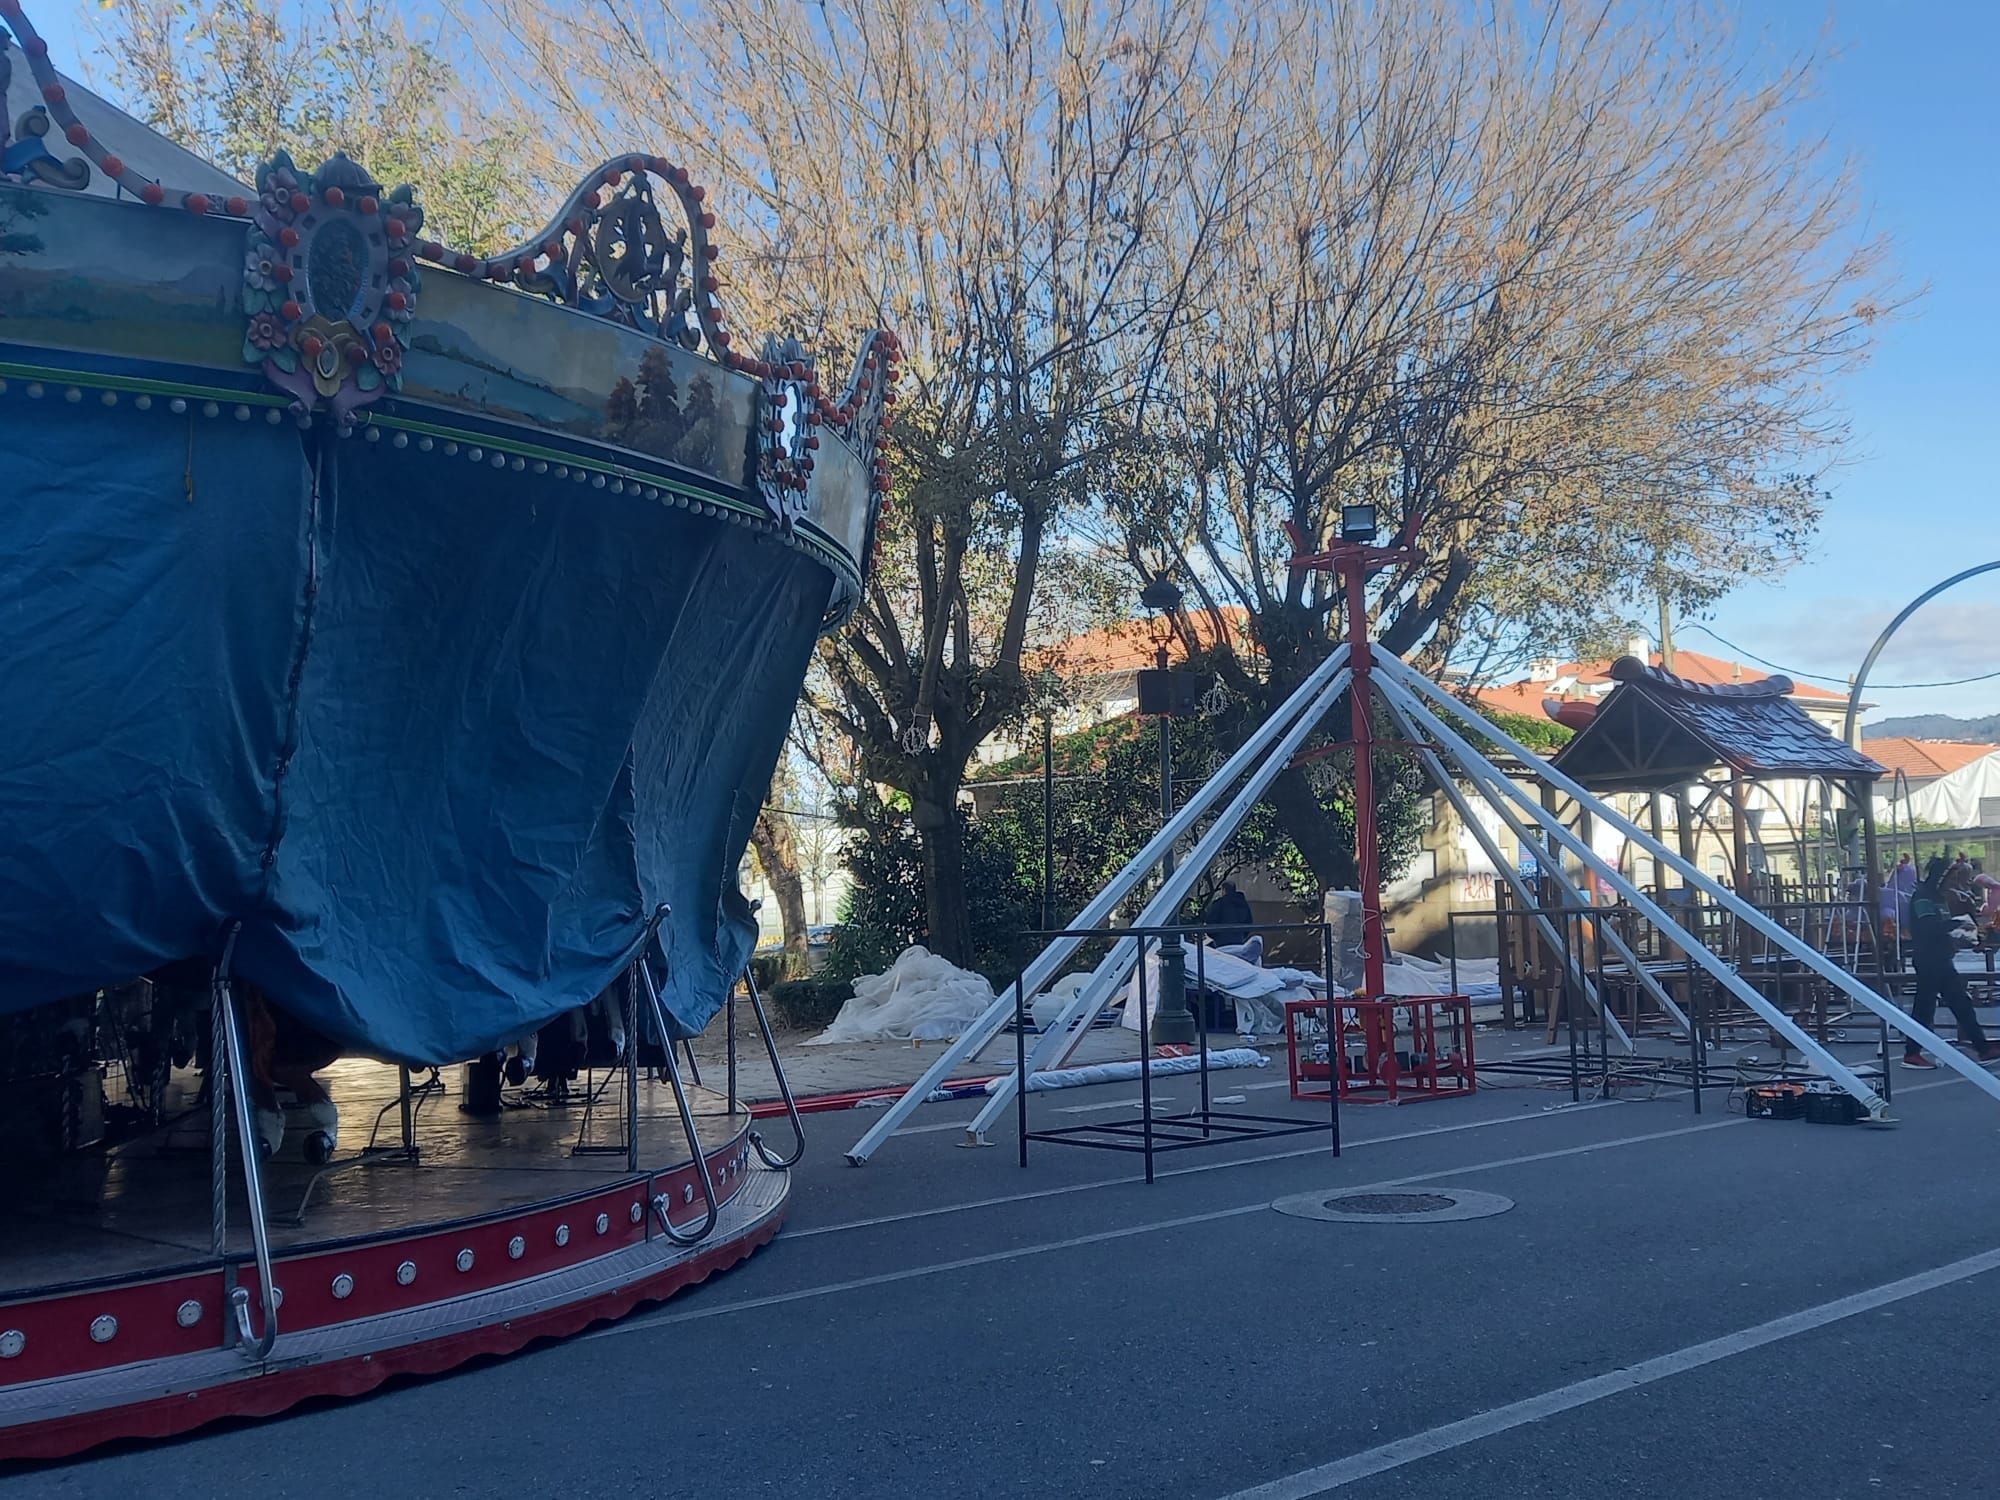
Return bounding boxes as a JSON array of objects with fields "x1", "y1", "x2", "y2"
[
  {"x1": 636, "y1": 932, "x2": 720, "y2": 1248},
  {"x1": 210, "y1": 925, "x2": 279, "y2": 1361},
  {"x1": 741, "y1": 964, "x2": 805, "y2": 1170}
]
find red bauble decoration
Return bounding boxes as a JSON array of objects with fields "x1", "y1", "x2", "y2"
[
  {"x1": 456, "y1": 253, "x2": 478, "y2": 273},
  {"x1": 185, "y1": 193, "x2": 210, "y2": 215},
  {"x1": 700, "y1": 213, "x2": 716, "y2": 229},
  {"x1": 41, "y1": 83, "x2": 65, "y2": 105},
  {"x1": 388, "y1": 258, "x2": 409, "y2": 278},
  {"x1": 281, "y1": 300, "x2": 303, "y2": 322},
  {"x1": 65, "y1": 123, "x2": 88, "y2": 146},
  {"x1": 226, "y1": 195, "x2": 249, "y2": 216},
  {"x1": 421, "y1": 240, "x2": 444, "y2": 259},
  {"x1": 290, "y1": 191, "x2": 310, "y2": 214},
  {"x1": 280, "y1": 226, "x2": 300, "y2": 248},
  {"x1": 385, "y1": 217, "x2": 407, "y2": 240},
  {"x1": 703, "y1": 275, "x2": 719, "y2": 293},
  {"x1": 603, "y1": 170, "x2": 622, "y2": 188},
  {"x1": 386, "y1": 290, "x2": 409, "y2": 311},
  {"x1": 372, "y1": 321, "x2": 394, "y2": 345},
  {"x1": 302, "y1": 335, "x2": 326, "y2": 359},
  {"x1": 689, "y1": 186, "x2": 706, "y2": 202},
  {"x1": 345, "y1": 343, "x2": 368, "y2": 367},
  {"x1": 702, "y1": 244, "x2": 719, "y2": 260},
  {"x1": 140, "y1": 183, "x2": 164, "y2": 206},
  {"x1": 273, "y1": 262, "x2": 294, "y2": 283},
  {"x1": 358, "y1": 195, "x2": 379, "y2": 215},
  {"x1": 103, "y1": 155, "x2": 125, "y2": 177},
  {"x1": 567, "y1": 216, "x2": 586, "y2": 235},
  {"x1": 714, "y1": 330, "x2": 732, "y2": 347},
  {"x1": 804, "y1": 435, "x2": 820, "y2": 451},
  {"x1": 585, "y1": 191, "x2": 602, "y2": 210},
  {"x1": 323, "y1": 186, "x2": 345, "y2": 208}
]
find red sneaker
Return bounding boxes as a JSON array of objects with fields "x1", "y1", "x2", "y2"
[{"x1": 1903, "y1": 1051, "x2": 1939, "y2": 1069}]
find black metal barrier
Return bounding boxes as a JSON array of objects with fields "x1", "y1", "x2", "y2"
[{"x1": 1011, "y1": 920, "x2": 1339, "y2": 1183}]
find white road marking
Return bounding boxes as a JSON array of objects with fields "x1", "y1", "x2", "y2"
[
  {"x1": 1057, "y1": 1096, "x2": 1172, "y2": 1114},
  {"x1": 792, "y1": 1098, "x2": 1621, "y2": 1240},
  {"x1": 1217, "y1": 1242, "x2": 2000, "y2": 1498},
  {"x1": 585, "y1": 1114, "x2": 1739, "y2": 1342},
  {"x1": 890, "y1": 1118, "x2": 980, "y2": 1137}
]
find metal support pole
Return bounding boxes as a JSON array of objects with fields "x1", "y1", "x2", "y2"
[
  {"x1": 1015, "y1": 973, "x2": 1029, "y2": 1169},
  {"x1": 961, "y1": 665, "x2": 1357, "y2": 1142},
  {"x1": 1377, "y1": 695, "x2": 1658, "y2": 1046},
  {"x1": 1151, "y1": 711, "x2": 1196, "y2": 1047},
  {"x1": 638, "y1": 957, "x2": 719, "y2": 1246},
  {"x1": 1138, "y1": 955, "x2": 1154, "y2": 1184},
  {"x1": 625, "y1": 968, "x2": 641, "y2": 1173},
  {"x1": 1341, "y1": 551, "x2": 1387, "y2": 998},
  {"x1": 844, "y1": 645, "x2": 1353, "y2": 1163},
  {"x1": 213, "y1": 937, "x2": 279, "y2": 1361},
  {"x1": 1042, "y1": 717, "x2": 1056, "y2": 934},
  {"x1": 1322, "y1": 921, "x2": 1342, "y2": 1156},
  {"x1": 1379, "y1": 659, "x2": 2000, "y2": 1114},
  {"x1": 742, "y1": 965, "x2": 805, "y2": 1169}
]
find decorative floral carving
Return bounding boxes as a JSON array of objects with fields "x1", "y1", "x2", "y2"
[
  {"x1": 753, "y1": 334, "x2": 818, "y2": 531},
  {"x1": 241, "y1": 149, "x2": 423, "y2": 429}
]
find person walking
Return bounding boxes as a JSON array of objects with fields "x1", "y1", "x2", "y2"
[{"x1": 1903, "y1": 855, "x2": 2000, "y2": 1068}]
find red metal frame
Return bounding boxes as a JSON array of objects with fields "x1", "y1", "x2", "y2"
[{"x1": 1286, "y1": 995, "x2": 1477, "y2": 1105}]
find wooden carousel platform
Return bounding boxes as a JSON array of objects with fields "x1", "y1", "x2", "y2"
[{"x1": 0, "y1": 1055, "x2": 787, "y2": 1461}]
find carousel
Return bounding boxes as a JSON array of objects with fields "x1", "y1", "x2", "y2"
[{"x1": 0, "y1": 2, "x2": 893, "y2": 1460}]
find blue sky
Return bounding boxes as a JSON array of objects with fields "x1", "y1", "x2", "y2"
[
  {"x1": 1686, "y1": 1, "x2": 2000, "y2": 723},
  {"x1": 23, "y1": 2, "x2": 1997, "y2": 723}
]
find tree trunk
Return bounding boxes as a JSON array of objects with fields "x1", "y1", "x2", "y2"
[
  {"x1": 1266, "y1": 764, "x2": 1358, "y2": 895},
  {"x1": 748, "y1": 810, "x2": 810, "y2": 977},
  {"x1": 910, "y1": 784, "x2": 973, "y2": 965}
]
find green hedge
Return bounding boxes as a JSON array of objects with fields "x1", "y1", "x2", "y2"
[{"x1": 768, "y1": 977, "x2": 851, "y2": 1033}]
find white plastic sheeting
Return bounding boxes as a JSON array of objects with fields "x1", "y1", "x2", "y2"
[
  {"x1": 1120, "y1": 940, "x2": 1325, "y2": 1040},
  {"x1": 804, "y1": 946, "x2": 995, "y2": 1046},
  {"x1": 1878, "y1": 751, "x2": 2000, "y2": 832},
  {"x1": 985, "y1": 1047, "x2": 1269, "y2": 1094}
]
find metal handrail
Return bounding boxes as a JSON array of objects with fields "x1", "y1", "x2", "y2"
[
  {"x1": 741, "y1": 967, "x2": 805, "y2": 1169},
  {"x1": 213, "y1": 930, "x2": 279, "y2": 1361},
  {"x1": 637, "y1": 951, "x2": 719, "y2": 1247}
]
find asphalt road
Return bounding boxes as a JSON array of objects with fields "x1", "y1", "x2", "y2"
[{"x1": 9, "y1": 1064, "x2": 2000, "y2": 1499}]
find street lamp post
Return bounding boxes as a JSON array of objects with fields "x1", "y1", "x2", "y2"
[{"x1": 1139, "y1": 574, "x2": 1198, "y2": 1047}]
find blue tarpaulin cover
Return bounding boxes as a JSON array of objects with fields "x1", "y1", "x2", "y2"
[{"x1": 0, "y1": 398, "x2": 823, "y2": 1061}]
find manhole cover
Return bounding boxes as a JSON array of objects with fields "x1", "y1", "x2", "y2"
[
  {"x1": 1270, "y1": 1186, "x2": 1514, "y2": 1225},
  {"x1": 1325, "y1": 1192, "x2": 1458, "y2": 1215}
]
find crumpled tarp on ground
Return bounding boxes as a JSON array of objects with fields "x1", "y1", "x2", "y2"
[{"x1": 806, "y1": 945, "x2": 995, "y2": 1046}]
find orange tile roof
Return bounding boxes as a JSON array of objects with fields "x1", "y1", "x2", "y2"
[
  {"x1": 1467, "y1": 680, "x2": 1585, "y2": 718},
  {"x1": 1859, "y1": 736, "x2": 2000, "y2": 780},
  {"x1": 1036, "y1": 606, "x2": 1253, "y2": 675},
  {"x1": 1557, "y1": 650, "x2": 1847, "y2": 702}
]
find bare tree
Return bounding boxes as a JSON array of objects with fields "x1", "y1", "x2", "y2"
[
  {"x1": 459, "y1": 0, "x2": 1262, "y2": 961},
  {"x1": 1109, "y1": 0, "x2": 1895, "y2": 890},
  {"x1": 97, "y1": 0, "x2": 532, "y2": 250}
]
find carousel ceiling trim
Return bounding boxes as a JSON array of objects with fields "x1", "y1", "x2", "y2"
[{"x1": 0, "y1": 358, "x2": 868, "y2": 609}]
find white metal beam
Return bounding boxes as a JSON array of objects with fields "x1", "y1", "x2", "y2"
[
  {"x1": 1373, "y1": 693, "x2": 1640, "y2": 1049},
  {"x1": 961, "y1": 664, "x2": 1357, "y2": 1141},
  {"x1": 842, "y1": 643, "x2": 1352, "y2": 1163},
  {"x1": 1379, "y1": 692, "x2": 1693, "y2": 1038},
  {"x1": 1378, "y1": 657, "x2": 2000, "y2": 1114}
]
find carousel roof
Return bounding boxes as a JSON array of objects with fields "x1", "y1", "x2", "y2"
[{"x1": 2, "y1": 34, "x2": 244, "y2": 201}]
